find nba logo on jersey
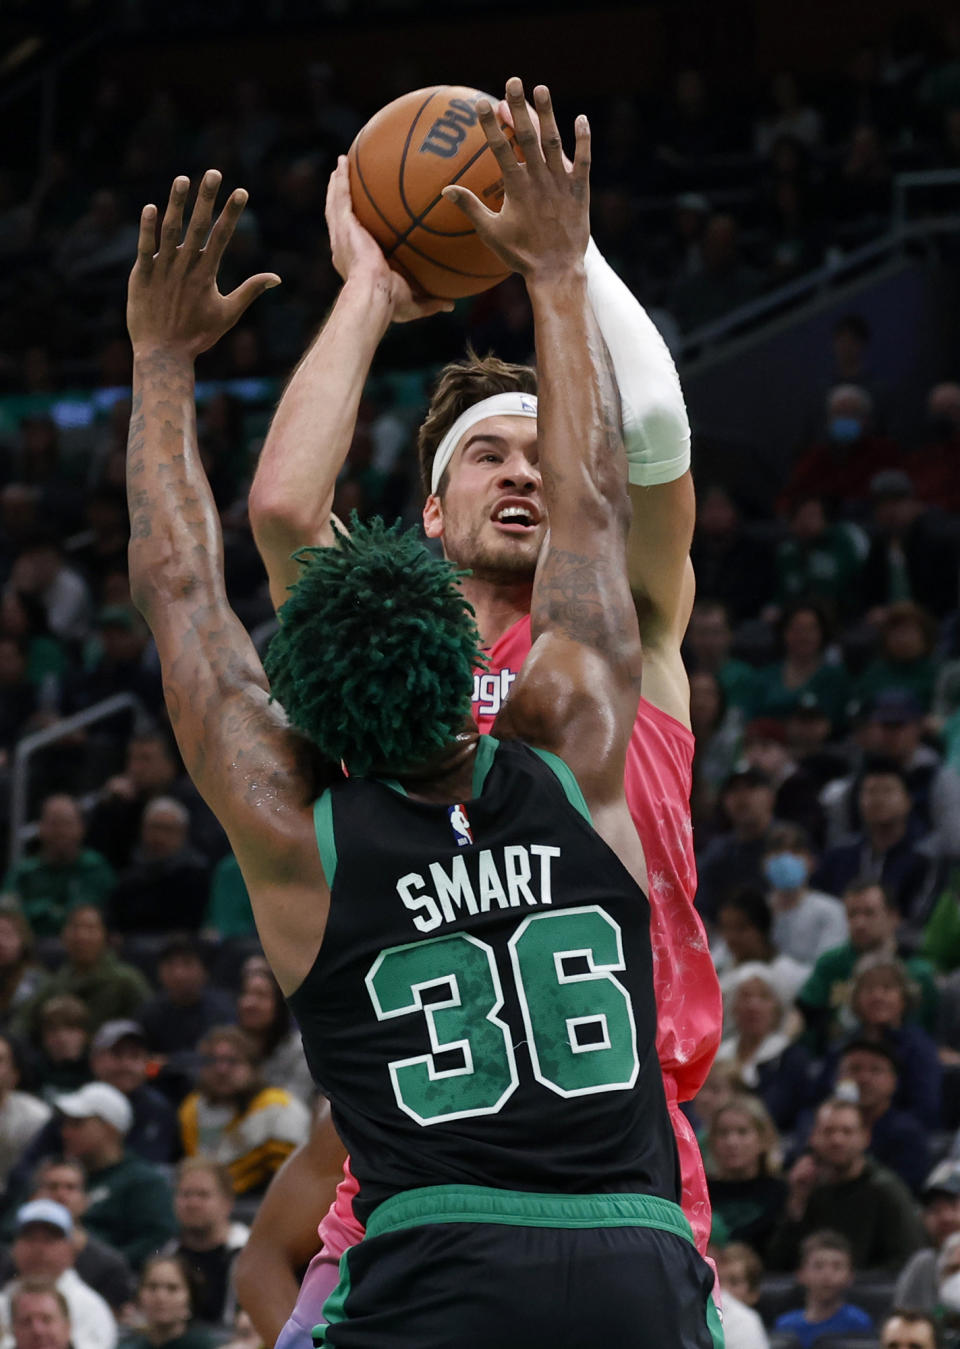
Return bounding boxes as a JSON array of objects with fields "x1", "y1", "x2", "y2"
[{"x1": 448, "y1": 804, "x2": 473, "y2": 847}]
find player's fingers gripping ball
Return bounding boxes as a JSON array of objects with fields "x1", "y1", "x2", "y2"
[{"x1": 348, "y1": 86, "x2": 520, "y2": 300}]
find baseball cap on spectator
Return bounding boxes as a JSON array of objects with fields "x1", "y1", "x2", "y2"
[
  {"x1": 15, "y1": 1199, "x2": 73, "y2": 1237},
  {"x1": 55, "y1": 1082, "x2": 133, "y2": 1135},
  {"x1": 868, "y1": 690, "x2": 923, "y2": 724},
  {"x1": 869, "y1": 469, "x2": 913, "y2": 501},
  {"x1": 91, "y1": 1020, "x2": 146, "y2": 1054},
  {"x1": 923, "y1": 1161, "x2": 960, "y2": 1201}
]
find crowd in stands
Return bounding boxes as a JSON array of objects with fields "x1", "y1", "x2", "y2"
[{"x1": 0, "y1": 7, "x2": 958, "y2": 1349}]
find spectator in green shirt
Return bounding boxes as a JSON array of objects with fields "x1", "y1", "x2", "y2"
[
  {"x1": 57, "y1": 1082, "x2": 176, "y2": 1269},
  {"x1": 202, "y1": 854, "x2": 255, "y2": 941},
  {"x1": 775, "y1": 496, "x2": 864, "y2": 622},
  {"x1": 2, "y1": 796, "x2": 114, "y2": 939},
  {"x1": 685, "y1": 599, "x2": 758, "y2": 714},
  {"x1": 750, "y1": 603, "x2": 851, "y2": 734},
  {"x1": 798, "y1": 878, "x2": 939, "y2": 1049},
  {"x1": 15, "y1": 906, "x2": 150, "y2": 1041},
  {"x1": 856, "y1": 602, "x2": 940, "y2": 714}
]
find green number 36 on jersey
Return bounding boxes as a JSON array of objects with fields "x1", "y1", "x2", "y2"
[{"x1": 365, "y1": 905, "x2": 639, "y2": 1126}]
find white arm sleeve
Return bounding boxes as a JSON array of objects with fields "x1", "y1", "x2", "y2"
[{"x1": 584, "y1": 237, "x2": 691, "y2": 486}]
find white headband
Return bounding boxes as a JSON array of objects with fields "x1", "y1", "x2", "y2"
[{"x1": 430, "y1": 391, "x2": 539, "y2": 495}]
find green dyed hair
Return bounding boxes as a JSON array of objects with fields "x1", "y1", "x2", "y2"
[{"x1": 264, "y1": 515, "x2": 485, "y2": 775}]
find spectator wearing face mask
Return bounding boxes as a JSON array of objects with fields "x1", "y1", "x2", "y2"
[
  {"x1": 761, "y1": 825, "x2": 847, "y2": 967},
  {"x1": 779, "y1": 385, "x2": 899, "y2": 515}
]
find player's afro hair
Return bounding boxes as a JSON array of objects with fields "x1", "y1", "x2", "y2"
[{"x1": 264, "y1": 515, "x2": 485, "y2": 776}]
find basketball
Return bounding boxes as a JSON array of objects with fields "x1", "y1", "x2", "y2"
[{"x1": 348, "y1": 86, "x2": 517, "y2": 300}]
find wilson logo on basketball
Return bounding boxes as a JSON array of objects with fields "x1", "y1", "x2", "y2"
[{"x1": 420, "y1": 98, "x2": 481, "y2": 158}]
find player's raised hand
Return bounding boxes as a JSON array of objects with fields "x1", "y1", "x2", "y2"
[
  {"x1": 127, "y1": 170, "x2": 281, "y2": 358},
  {"x1": 326, "y1": 157, "x2": 453, "y2": 322},
  {"x1": 442, "y1": 78, "x2": 589, "y2": 281}
]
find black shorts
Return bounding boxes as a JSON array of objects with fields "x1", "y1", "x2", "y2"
[{"x1": 315, "y1": 1187, "x2": 723, "y2": 1349}]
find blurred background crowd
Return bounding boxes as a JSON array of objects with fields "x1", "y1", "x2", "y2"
[{"x1": 0, "y1": 1, "x2": 959, "y2": 1347}]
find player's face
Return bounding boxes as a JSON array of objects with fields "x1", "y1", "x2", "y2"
[{"x1": 423, "y1": 416, "x2": 544, "y2": 582}]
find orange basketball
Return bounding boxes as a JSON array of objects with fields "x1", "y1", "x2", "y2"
[{"x1": 348, "y1": 86, "x2": 516, "y2": 300}]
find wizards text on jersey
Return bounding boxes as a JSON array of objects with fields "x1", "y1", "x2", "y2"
[{"x1": 473, "y1": 668, "x2": 517, "y2": 720}]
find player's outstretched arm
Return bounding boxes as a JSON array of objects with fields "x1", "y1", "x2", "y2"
[
  {"x1": 248, "y1": 159, "x2": 452, "y2": 611},
  {"x1": 445, "y1": 83, "x2": 642, "y2": 843},
  {"x1": 235, "y1": 1100, "x2": 347, "y2": 1344},
  {"x1": 126, "y1": 171, "x2": 334, "y2": 994},
  {"x1": 497, "y1": 97, "x2": 695, "y2": 705}
]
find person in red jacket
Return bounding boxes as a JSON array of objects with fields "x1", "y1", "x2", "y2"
[{"x1": 779, "y1": 384, "x2": 900, "y2": 513}]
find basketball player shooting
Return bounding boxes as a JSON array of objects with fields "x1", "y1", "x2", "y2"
[
  {"x1": 240, "y1": 76, "x2": 721, "y2": 1348},
  {"x1": 125, "y1": 84, "x2": 721, "y2": 1347}
]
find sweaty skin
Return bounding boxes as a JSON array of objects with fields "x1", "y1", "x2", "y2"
[
  {"x1": 126, "y1": 91, "x2": 682, "y2": 1347},
  {"x1": 239, "y1": 89, "x2": 714, "y2": 1348}
]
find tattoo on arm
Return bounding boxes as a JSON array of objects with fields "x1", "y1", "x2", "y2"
[{"x1": 531, "y1": 548, "x2": 612, "y2": 651}]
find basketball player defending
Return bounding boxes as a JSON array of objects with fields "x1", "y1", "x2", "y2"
[
  {"x1": 240, "y1": 77, "x2": 720, "y2": 1346},
  {"x1": 125, "y1": 83, "x2": 721, "y2": 1348}
]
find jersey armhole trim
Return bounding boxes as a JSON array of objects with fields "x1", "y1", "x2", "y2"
[
  {"x1": 313, "y1": 790, "x2": 337, "y2": 890},
  {"x1": 472, "y1": 734, "x2": 498, "y2": 797},
  {"x1": 527, "y1": 746, "x2": 593, "y2": 825}
]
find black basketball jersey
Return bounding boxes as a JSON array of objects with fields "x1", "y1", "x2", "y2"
[{"x1": 287, "y1": 736, "x2": 680, "y2": 1225}]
